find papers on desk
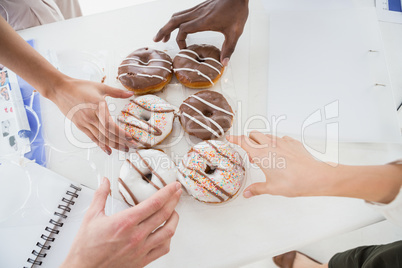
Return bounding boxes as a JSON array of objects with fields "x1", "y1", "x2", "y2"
[
  {"x1": 0, "y1": 67, "x2": 31, "y2": 155},
  {"x1": 376, "y1": 0, "x2": 402, "y2": 24},
  {"x1": 267, "y1": 8, "x2": 402, "y2": 143},
  {"x1": 0, "y1": 40, "x2": 47, "y2": 165}
]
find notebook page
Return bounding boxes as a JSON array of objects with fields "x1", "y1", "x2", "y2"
[
  {"x1": 0, "y1": 160, "x2": 127, "y2": 267},
  {"x1": 0, "y1": 160, "x2": 74, "y2": 267}
]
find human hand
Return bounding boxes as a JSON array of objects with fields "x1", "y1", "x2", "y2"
[
  {"x1": 154, "y1": 0, "x2": 249, "y2": 66},
  {"x1": 48, "y1": 77, "x2": 137, "y2": 154},
  {"x1": 60, "y1": 178, "x2": 182, "y2": 268},
  {"x1": 228, "y1": 132, "x2": 402, "y2": 203},
  {"x1": 227, "y1": 132, "x2": 334, "y2": 198}
]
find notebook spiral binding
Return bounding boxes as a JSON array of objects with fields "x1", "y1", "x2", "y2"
[{"x1": 25, "y1": 184, "x2": 82, "y2": 268}]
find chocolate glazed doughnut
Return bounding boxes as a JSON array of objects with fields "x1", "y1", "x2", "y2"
[
  {"x1": 173, "y1": 44, "x2": 224, "y2": 88},
  {"x1": 179, "y1": 90, "x2": 234, "y2": 140},
  {"x1": 118, "y1": 48, "x2": 173, "y2": 95}
]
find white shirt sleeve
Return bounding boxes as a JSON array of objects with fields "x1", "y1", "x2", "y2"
[
  {"x1": 366, "y1": 188, "x2": 402, "y2": 227},
  {"x1": 366, "y1": 160, "x2": 402, "y2": 227}
]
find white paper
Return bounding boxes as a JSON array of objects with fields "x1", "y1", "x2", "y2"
[
  {"x1": 267, "y1": 8, "x2": 401, "y2": 143},
  {"x1": 261, "y1": 0, "x2": 354, "y2": 12},
  {"x1": 0, "y1": 160, "x2": 126, "y2": 268}
]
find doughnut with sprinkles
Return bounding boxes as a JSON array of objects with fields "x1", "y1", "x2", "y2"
[
  {"x1": 177, "y1": 140, "x2": 246, "y2": 204},
  {"x1": 118, "y1": 95, "x2": 175, "y2": 148}
]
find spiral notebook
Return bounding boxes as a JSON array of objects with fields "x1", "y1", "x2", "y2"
[{"x1": 0, "y1": 160, "x2": 127, "y2": 267}]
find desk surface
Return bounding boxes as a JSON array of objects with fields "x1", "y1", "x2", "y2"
[{"x1": 17, "y1": 0, "x2": 402, "y2": 266}]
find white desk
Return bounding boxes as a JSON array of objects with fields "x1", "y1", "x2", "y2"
[{"x1": 17, "y1": 0, "x2": 402, "y2": 266}]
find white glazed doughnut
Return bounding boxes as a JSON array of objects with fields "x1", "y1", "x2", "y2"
[
  {"x1": 177, "y1": 140, "x2": 246, "y2": 204},
  {"x1": 118, "y1": 149, "x2": 178, "y2": 206},
  {"x1": 118, "y1": 95, "x2": 175, "y2": 148}
]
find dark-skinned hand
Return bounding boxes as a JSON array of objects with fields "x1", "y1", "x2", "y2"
[{"x1": 154, "y1": 0, "x2": 249, "y2": 66}]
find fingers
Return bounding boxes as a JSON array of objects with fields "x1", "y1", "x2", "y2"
[
  {"x1": 227, "y1": 135, "x2": 262, "y2": 164},
  {"x1": 154, "y1": 23, "x2": 172, "y2": 43},
  {"x1": 243, "y1": 182, "x2": 270, "y2": 198},
  {"x1": 101, "y1": 87, "x2": 135, "y2": 142},
  {"x1": 249, "y1": 130, "x2": 271, "y2": 146},
  {"x1": 175, "y1": 23, "x2": 189, "y2": 49},
  {"x1": 228, "y1": 132, "x2": 279, "y2": 149},
  {"x1": 154, "y1": 0, "x2": 212, "y2": 43},
  {"x1": 143, "y1": 240, "x2": 171, "y2": 267},
  {"x1": 98, "y1": 106, "x2": 133, "y2": 142},
  {"x1": 226, "y1": 135, "x2": 258, "y2": 153},
  {"x1": 154, "y1": 13, "x2": 192, "y2": 43},
  {"x1": 171, "y1": 0, "x2": 211, "y2": 17},
  {"x1": 109, "y1": 121, "x2": 138, "y2": 148},
  {"x1": 139, "y1": 190, "x2": 181, "y2": 234},
  {"x1": 282, "y1": 135, "x2": 296, "y2": 142},
  {"x1": 94, "y1": 119, "x2": 130, "y2": 152},
  {"x1": 80, "y1": 113, "x2": 128, "y2": 154},
  {"x1": 221, "y1": 33, "x2": 240, "y2": 66},
  {"x1": 78, "y1": 104, "x2": 138, "y2": 154},
  {"x1": 176, "y1": 18, "x2": 207, "y2": 49},
  {"x1": 80, "y1": 126, "x2": 112, "y2": 155},
  {"x1": 227, "y1": 134, "x2": 278, "y2": 169},
  {"x1": 87, "y1": 177, "x2": 110, "y2": 217},
  {"x1": 144, "y1": 211, "x2": 179, "y2": 250},
  {"x1": 118, "y1": 182, "x2": 182, "y2": 225},
  {"x1": 81, "y1": 105, "x2": 129, "y2": 152},
  {"x1": 104, "y1": 86, "x2": 134, "y2": 99},
  {"x1": 162, "y1": 33, "x2": 171, "y2": 43},
  {"x1": 96, "y1": 102, "x2": 137, "y2": 149},
  {"x1": 86, "y1": 123, "x2": 124, "y2": 153}
]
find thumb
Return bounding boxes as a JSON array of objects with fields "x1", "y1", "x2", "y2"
[
  {"x1": 243, "y1": 182, "x2": 269, "y2": 198},
  {"x1": 89, "y1": 177, "x2": 111, "y2": 216},
  {"x1": 221, "y1": 34, "x2": 239, "y2": 66},
  {"x1": 106, "y1": 86, "x2": 135, "y2": 99},
  {"x1": 226, "y1": 135, "x2": 243, "y2": 147}
]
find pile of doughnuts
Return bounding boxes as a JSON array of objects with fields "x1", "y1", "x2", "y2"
[
  {"x1": 118, "y1": 44, "x2": 224, "y2": 94},
  {"x1": 115, "y1": 44, "x2": 244, "y2": 205},
  {"x1": 118, "y1": 141, "x2": 245, "y2": 205}
]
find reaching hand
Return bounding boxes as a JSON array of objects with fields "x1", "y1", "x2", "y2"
[
  {"x1": 0, "y1": 17, "x2": 138, "y2": 154},
  {"x1": 227, "y1": 132, "x2": 333, "y2": 198},
  {"x1": 49, "y1": 77, "x2": 137, "y2": 154},
  {"x1": 60, "y1": 178, "x2": 182, "y2": 268},
  {"x1": 228, "y1": 132, "x2": 402, "y2": 204},
  {"x1": 154, "y1": 0, "x2": 249, "y2": 66}
]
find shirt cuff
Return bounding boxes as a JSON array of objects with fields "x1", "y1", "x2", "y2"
[{"x1": 366, "y1": 187, "x2": 402, "y2": 227}]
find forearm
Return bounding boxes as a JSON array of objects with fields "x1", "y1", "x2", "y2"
[
  {"x1": 0, "y1": 16, "x2": 66, "y2": 99},
  {"x1": 329, "y1": 164, "x2": 402, "y2": 204}
]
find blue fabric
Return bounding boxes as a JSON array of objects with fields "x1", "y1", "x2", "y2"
[
  {"x1": 20, "y1": 40, "x2": 46, "y2": 166},
  {"x1": 389, "y1": 0, "x2": 402, "y2": 12}
]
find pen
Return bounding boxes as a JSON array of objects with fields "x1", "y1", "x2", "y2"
[{"x1": 398, "y1": 101, "x2": 402, "y2": 111}]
